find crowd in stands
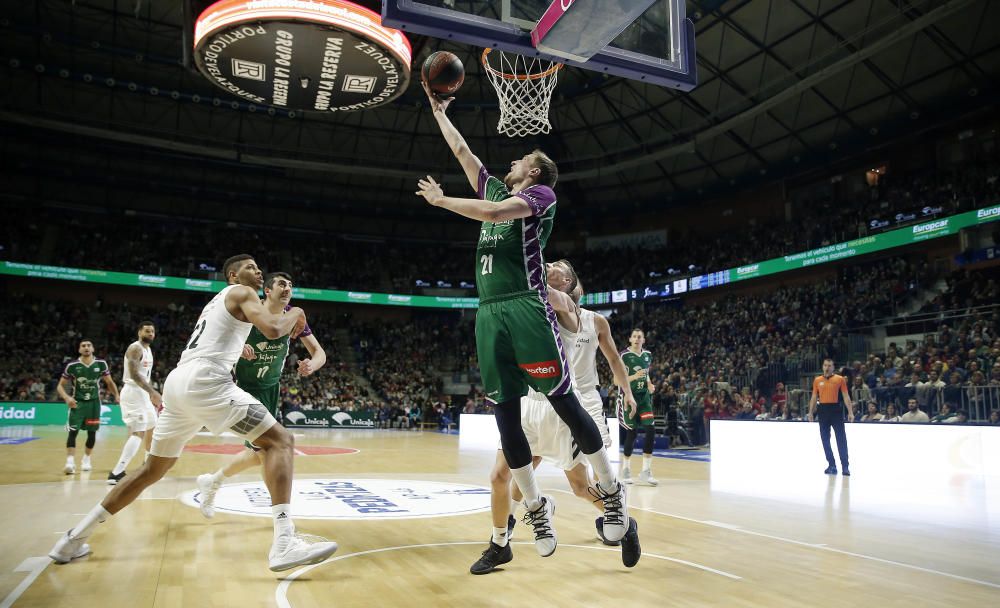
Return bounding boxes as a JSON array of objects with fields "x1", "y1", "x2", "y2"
[{"x1": 6, "y1": 162, "x2": 997, "y2": 295}]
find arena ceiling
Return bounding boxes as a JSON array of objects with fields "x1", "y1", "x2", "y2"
[{"x1": 1, "y1": 0, "x2": 998, "y2": 218}]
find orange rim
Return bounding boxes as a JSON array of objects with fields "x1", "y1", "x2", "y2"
[{"x1": 481, "y1": 48, "x2": 562, "y2": 81}]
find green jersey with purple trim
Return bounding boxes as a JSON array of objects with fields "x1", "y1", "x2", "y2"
[
  {"x1": 476, "y1": 166, "x2": 558, "y2": 299},
  {"x1": 61, "y1": 358, "x2": 110, "y2": 403}
]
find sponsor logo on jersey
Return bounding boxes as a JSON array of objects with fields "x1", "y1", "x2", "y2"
[
  {"x1": 519, "y1": 360, "x2": 561, "y2": 378},
  {"x1": 179, "y1": 479, "x2": 491, "y2": 520}
]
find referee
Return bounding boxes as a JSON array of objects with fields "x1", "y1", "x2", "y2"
[{"x1": 808, "y1": 358, "x2": 854, "y2": 476}]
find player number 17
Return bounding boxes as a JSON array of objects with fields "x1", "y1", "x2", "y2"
[{"x1": 480, "y1": 254, "x2": 494, "y2": 275}]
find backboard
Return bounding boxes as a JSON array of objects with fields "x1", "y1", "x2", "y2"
[{"x1": 381, "y1": 0, "x2": 697, "y2": 90}]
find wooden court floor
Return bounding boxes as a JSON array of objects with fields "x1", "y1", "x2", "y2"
[{"x1": 1, "y1": 426, "x2": 998, "y2": 607}]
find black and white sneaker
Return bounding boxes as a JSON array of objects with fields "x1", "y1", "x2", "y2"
[
  {"x1": 589, "y1": 482, "x2": 628, "y2": 542},
  {"x1": 107, "y1": 471, "x2": 126, "y2": 486},
  {"x1": 595, "y1": 516, "x2": 620, "y2": 546},
  {"x1": 506, "y1": 513, "x2": 516, "y2": 541},
  {"x1": 469, "y1": 541, "x2": 513, "y2": 575},
  {"x1": 620, "y1": 517, "x2": 641, "y2": 568},
  {"x1": 523, "y1": 495, "x2": 557, "y2": 557}
]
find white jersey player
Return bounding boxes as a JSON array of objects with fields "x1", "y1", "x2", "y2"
[
  {"x1": 107, "y1": 321, "x2": 161, "y2": 485},
  {"x1": 472, "y1": 260, "x2": 640, "y2": 575},
  {"x1": 51, "y1": 254, "x2": 339, "y2": 572}
]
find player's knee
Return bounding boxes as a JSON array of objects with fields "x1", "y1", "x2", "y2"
[
  {"x1": 66, "y1": 429, "x2": 79, "y2": 448},
  {"x1": 490, "y1": 464, "x2": 512, "y2": 486},
  {"x1": 258, "y1": 425, "x2": 293, "y2": 452},
  {"x1": 85, "y1": 430, "x2": 97, "y2": 449}
]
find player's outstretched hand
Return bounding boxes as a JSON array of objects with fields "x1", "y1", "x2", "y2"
[
  {"x1": 298, "y1": 359, "x2": 317, "y2": 377},
  {"x1": 289, "y1": 307, "x2": 307, "y2": 339},
  {"x1": 241, "y1": 344, "x2": 257, "y2": 361},
  {"x1": 422, "y1": 80, "x2": 454, "y2": 113},
  {"x1": 416, "y1": 176, "x2": 444, "y2": 205}
]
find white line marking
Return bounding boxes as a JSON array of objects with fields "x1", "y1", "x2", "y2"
[
  {"x1": 633, "y1": 506, "x2": 1000, "y2": 589},
  {"x1": 1, "y1": 557, "x2": 49, "y2": 608},
  {"x1": 293, "y1": 449, "x2": 307, "y2": 457},
  {"x1": 274, "y1": 541, "x2": 741, "y2": 608}
]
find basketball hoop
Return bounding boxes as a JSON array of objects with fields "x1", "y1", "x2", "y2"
[{"x1": 481, "y1": 48, "x2": 562, "y2": 138}]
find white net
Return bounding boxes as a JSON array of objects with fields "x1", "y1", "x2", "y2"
[{"x1": 481, "y1": 49, "x2": 562, "y2": 138}]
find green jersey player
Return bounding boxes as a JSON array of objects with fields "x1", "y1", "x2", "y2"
[
  {"x1": 418, "y1": 81, "x2": 630, "y2": 558},
  {"x1": 195, "y1": 271, "x2": 327, "y2": 518},
  {"x1": 57, "y1": 339, "x2": 120, "y2": 475},
  {"x1": 619, "y1": 329, "x2": 657, "y2": 486}
]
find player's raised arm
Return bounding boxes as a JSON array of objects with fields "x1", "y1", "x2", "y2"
[
  {"x1": 423, "y1": 81, "x2": 484, "y2": 193},
  {"x1": 227, "y1": 285, "x2": 304, "y2": 339},
  {"x1": 594, "y1": 315, "x2": 636, "y2": 415}
]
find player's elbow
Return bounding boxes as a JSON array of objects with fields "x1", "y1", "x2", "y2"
[{"x1": 482, "y1": 207, "x2": 504, "y2": 222}]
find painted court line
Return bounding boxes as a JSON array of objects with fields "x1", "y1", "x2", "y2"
[
  {"x1": 633, "y1": 506, "x2": 1000, "y2": 590},
  {"x1": 1, "y1": 557, "x2": 49, "y2": 608},
  {"x1": 274, "y1": 541, "x2": 742, "y2": 608}
]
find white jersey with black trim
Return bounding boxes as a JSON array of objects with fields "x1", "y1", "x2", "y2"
[
  {"x1": 570, "y1": 308, "x2": 600, "y2": 391},
  {"x1": 122, "y1": 340, "x2": 153, "y2": 387},
  {"x1": 177, "y1": 285, "x2": 253, "y2": 370}
]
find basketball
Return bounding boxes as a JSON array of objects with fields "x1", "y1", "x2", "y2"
[{"x1": 421, "y1": 51, "x2": 464, "y2": 96}]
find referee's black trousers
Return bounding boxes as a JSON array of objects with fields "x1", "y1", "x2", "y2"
[{"x1": 817, "y1": 403, "x2": 849, "y2": 469}]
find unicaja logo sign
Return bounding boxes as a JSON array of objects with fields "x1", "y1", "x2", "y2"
[
  {"x1": 1, "y1": 406, "x2": 35, "y2": 420},
  {"x1": 912, "y1": 219, "x2": 948, "y2": 235}
]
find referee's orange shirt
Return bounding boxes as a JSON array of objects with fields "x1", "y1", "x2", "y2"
[{"x1": 813, "y1": 374, "x2": 847, "y2": 404}]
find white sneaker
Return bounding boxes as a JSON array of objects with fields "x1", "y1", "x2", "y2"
[
  {"x1": 591, "y1": 482, "x2": 629, "y2": 542},
  {"x1": 49, "y1": 531, "x2": 91, "y2": 564},
  {"x1": 621, "y1": 467, "x2": 633, "y2": 485},
  {"x1": 196, "y1": 474, "x2": 221, "y2": 519},
  {"x1": 64, "y1": 460, "x2": 75, "y2": 475},
  {"x1": 81, "y1": 457, "x2": 92, "y2": 472},
  {"x1": 637, "y1": 470, "x2": 659, "y2": 486},
  {"x1": 268, "y1": 533, "x2": 339, "y2": 572},
  {"x1": 522, "y1": 496, "x2": 557, "y2": 557}
]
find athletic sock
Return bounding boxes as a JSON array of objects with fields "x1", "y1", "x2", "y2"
[
  {"x1": 112, "y1": 435, "x2": 142, "y2": 475},
  {"x1": 584, "y1": 449, "x2": 616, "y2": 489},
  {"x1": 66, "y1": 455, "x2": 74, "y2": 465},
  {"x1": 509, "y1": 464, "x2": 542, "y2": 511},
  {"x1": 272, "y1": 504, "x2": 294, "y2": 543},
  {"x1": 642, "y1": 454, "x2": 653, "y2": 473},
  {"x1": 492, "y1": 527, "x2": 509, "y2": 547},
  {"x1": 70, "y1": 504, "x2": 111, "y2": 540}
]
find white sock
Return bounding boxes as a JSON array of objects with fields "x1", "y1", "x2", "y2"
[
  {"x1": 622, "y1": 458, "x2": 632, "y2": 473},
  {"x1": 66, "y1": 455, "x2": 74, "y2": 464},
  {"x1": 82, "y1": 454, "x2": 91, "y2": 463},
  {"x1": 272, "y1": 503, "x2": 294, "y2": 540},
  {"x1": 584, "y1": 449, "x2": 616, "y2": 489},
  {"x1": 509, "y1": 498, "x2": 519, "y2": 518},
  {"x1": 70, "y1": 504, "x2": 111, "y2": 540},
  {"x1": 112, "y1": 435, "x2": 142, "y2": 475},
  {"x1": 642, "y1": 454, "x2": 652, "y2": 473},
  {"x1": 492, "y1": 526, "x2": 509, "y2": 547},
  {"x1": 509, "y1": 464, "x2": 542, "y2": 511}
]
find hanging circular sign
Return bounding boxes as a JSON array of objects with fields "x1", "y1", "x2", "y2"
[{"x1": 193, "y1": 0, "x2": 412, "y2": 112}]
